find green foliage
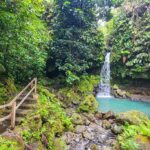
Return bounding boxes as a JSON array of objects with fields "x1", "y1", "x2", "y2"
[
  {"x1": 46, "y1": 0, "x2": 104, "y2": 84},
  {"x1": 78, "y1": 94, "x2": 98, "y2": 113},
  {"x1": 77, "y1": 75, "x2": 100, "y2": 94},
  {"x1": 117, "y1": 110, "x2": 150, "y2": 125},
  {"x1": 53, "y1": 138, "x2": 67, "y2": 150},
  {"x1": 21, "y1": 86, "x2": 73, "y2": 149},
  {"x1": 0, "y1": 137, "x2": 19, "y2": 150},
  {"x1": 0, "y1": 83, "x2": 7, "y2": 104},
  {"x1": 71, "y1": 113, "x2": 83, "y2": 125},
  {"x1": 0, "y1": 0, "x2": 49, "y2": 82},
  {"x1": 117, "y1": 121, "x2": 150, "y2": 149},
  {"x1": 58, "y1": 75, "x2": 99, "y2": 107},
  {"x1": 112, "y1": 0, "x2": 124, "y2": 7},
  {"x1": 109, "y1": 0, "x2": 150, "y2": 79},
  {"x1": 66, "y1": 71, "x2": 80, "y2": 85},
  {"x1": 0, "y1": 77, "x2": 17, "y2": 104}
]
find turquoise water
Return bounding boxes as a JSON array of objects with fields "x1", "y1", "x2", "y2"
[{"x1": 97, "y1": 98, "x2": 150, "y2": 117}]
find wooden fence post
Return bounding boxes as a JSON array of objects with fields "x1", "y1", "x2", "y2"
[
  {"x1": 11, "y1": 101, "x2": 16, "y2": 129},
  {"x1": 32, "y1": 78, "x2": 38, "y2": 101}
]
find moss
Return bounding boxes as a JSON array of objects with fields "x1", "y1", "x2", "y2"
[
  {"x1": 38, "y1": 85, "x2": 56, "y2": 100},
  {"x1": 117, "y1": 117, "x2": 150, "y2": 149},
  {"x1": 112, "y1": 84, "x2": 119, "y2": 90},
  {"x1": 0, "y1": 83, "x2": 7, "y2": 104},
  {"x1": 78, "y1": 94, "x2": 98, "y2": 113},
  {"x1": 0, "y1": 77, "x2": 17, "y2": 104},
  {"x1": 20, "y1": 86, "x2": 73, "y2": 149},
  {"x1": 77, "y1": 75, "x2": 99, "y2": 94},
  {"x1": 71, "y1": 113, "x2": 83, "y2": 125},
  {"x1": 126, "y1": 91, "x2": 131, "y2": 98},
  {"x1": 117, "y1": 110, "x2": 149, "y2": 125},
  {"x1": 58, "y1": 88, "x2": 81, "y2": 106},
  {"x1": 53, "y1": 138, "x2": 67, "y2": 150},
  {"x1": 5, "y1": 78, "x2": 17, "y2": 96},
  {"x1": 0, "y1": 137, "x2": 22, "y2": 150}
]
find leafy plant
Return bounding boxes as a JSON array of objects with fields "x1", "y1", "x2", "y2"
[
  {"x1": 117, "y1": 121, "x2": 150, "y2": 149},
  {"x1": 21, "y1": 86, "x2": 73, "y2": 149},
  {"x1": 109, "y1": 0, "x2": 150, "y2": 79},
  {"x1": 46, "y1": 0, "x2": 104, "y2": 84},
  {"x1": 0, "y1": 137, "x2": 19, "y2": 150},
  {"x1": 0, "y1": 0, "x2": 49, "y2": 82}
]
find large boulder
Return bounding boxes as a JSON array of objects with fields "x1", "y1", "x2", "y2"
[
  {"x1": 78, "y1": 95, "x2": 98, "y2": 113},
  {"x1": 111, "y1": 125, "x2": 123, "y2": 134},
  {"x1": 103, "y1": 111, "x2": 115, "y2": 119},
  {"x1": 116, "y1": 110, "x2": 149, "y2": 125},
  {"x1": 102, "y1": 120, "x2": 111, "y2": 129},
  {"x1": 136, "y1": 135, "x2": 150, "y2": 150}
]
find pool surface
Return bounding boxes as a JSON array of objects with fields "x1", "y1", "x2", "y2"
[{"x1": 97, "y1": 97, "x2": 150, "y2": 117}]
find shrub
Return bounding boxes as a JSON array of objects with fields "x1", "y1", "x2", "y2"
[
  {"x1": 21, "y1": 86, "x2": 73, "y2": 149},
  {"x1": 78, "y1": 94, "x2": 98, "y2": 113},
  {"x1": 0, "y1": 137, "x2": 19, "y2": 150}
]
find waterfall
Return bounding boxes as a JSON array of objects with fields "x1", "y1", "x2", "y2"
[{"x1": 97, "y1": 52, "x2": 111, "y2": 97}]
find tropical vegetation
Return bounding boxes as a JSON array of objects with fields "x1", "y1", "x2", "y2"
[{"x1": 0, "y1": 0, "x2": 150, "y2": 149}]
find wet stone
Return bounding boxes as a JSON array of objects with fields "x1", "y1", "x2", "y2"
[
  {"x1": 75, "y1": 125, "x2": 86, "y2": 134},
  {"x1": 63, "y1": 112, "x2": 117, "y2": 150}
]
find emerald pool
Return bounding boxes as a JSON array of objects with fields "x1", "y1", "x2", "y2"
[{"x1": 97, "y1": 98, "x2": 150, "y2": 117}]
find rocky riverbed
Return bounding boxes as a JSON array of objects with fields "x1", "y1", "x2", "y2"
[
  {"x1": 63, "y1": 110, "x2": 122, "y2": 150},
  {"x1": 112, "y1": 85, "x2": 150, "y2": 102}
]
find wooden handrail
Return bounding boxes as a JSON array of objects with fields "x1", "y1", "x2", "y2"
[
  {"x1": 0, "y1": 114, "x2": 11, "y2": 122},
  {"x1": 0, "y1": 78, "x2": 37, "y2": 128},
  {"x1": 0, "y1": 78, "x2": 36, "y2": 109},
  {"x1": 16, "y1": 86, "x2": 35, "y2": 110}
]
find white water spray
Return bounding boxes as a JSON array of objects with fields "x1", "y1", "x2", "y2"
[{"x1": 97, "y1": 52, "x2": 111, "y2": 98}]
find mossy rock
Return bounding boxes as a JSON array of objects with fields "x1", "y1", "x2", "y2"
[
  {"x1": 78, "y1": 95, "x2": 98, "y2": 113},
  {"x1": 77, "y1": 75, "x2": 99, "y2": 94},
  {"x1": 102, "y1": 120, "x2": 111, "y2": 129},
  {"x1": 53, "y1": 138, "x2": 67, "y2": 150},
  {"x1": 71, "y1": 113, "x2": 83, "y2": 125},
  {"x1": 136, "y1": 135, "x2": 150, "y2": 149},
  {"x1": 1, "y1": 132, "x2": 25, "y2": 150},
  {"x1": 117, "y1": 110, "x2": 149, "y2": 125},
  {"x1": 66, "y1": 90, "x2": 81, "y2": 104},
  {"x1": 112, "y1": 84, "x2": 119, "y2": 90}
]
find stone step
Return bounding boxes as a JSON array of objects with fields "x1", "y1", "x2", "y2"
[
  {"x1": 5, "y1": 116, "x2": 23, "y2": 126},
  {"x1": 16, "y1": 98, "x2": 37, "y2": 104},
  {"x1": 20, "y1": 103, "x2": 36, "y2": 109},
  {"x1": 15, "y1": 116, "x2": 24, "y2": 125},
  {"x1": 16, "y1": 109, "x2": 32, "y2": 117},
  {"x1": 2, "y1": 102, "x2": 35, "y2": 115}
]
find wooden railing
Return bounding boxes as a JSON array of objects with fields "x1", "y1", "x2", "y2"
[{"x1": 0, "y1": 78, "x2": 37, "y2": 128}]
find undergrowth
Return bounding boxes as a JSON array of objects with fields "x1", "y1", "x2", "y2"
[
  {"x1": 0, "y1": 137, "x2": 19, "y2": 150},
  {"x1": 117, "y1": 121, "x2": 150, "y2": 150},
  {"x1": 20, "y1": 85, "x2": 73, "y2": 150}
]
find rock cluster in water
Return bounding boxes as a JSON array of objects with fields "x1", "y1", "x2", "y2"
[{"x1": 63, "y1": 110, "x2": 122, "y2": 150}]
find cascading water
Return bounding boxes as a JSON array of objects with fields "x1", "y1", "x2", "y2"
[{"x1": 97, "y1": 52, "x2": 111, "y2": 97}]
